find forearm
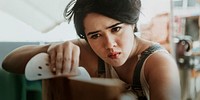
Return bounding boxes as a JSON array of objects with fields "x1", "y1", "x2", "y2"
[{"x1": 2, "y1": 44, "x2": 49, "y2": 74}]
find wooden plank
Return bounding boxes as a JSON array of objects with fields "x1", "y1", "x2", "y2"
[{"x1": 42, "y1": 77, "x2": 124, "y2": 100}]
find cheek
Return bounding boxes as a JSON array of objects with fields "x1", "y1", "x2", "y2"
[
  {"x1": 120, "y1": 39, "x2": 132, "y2": 51},
  {"x1": 88, "y1": 41, "x2": 103, "y2": 55},
  {"x1": 119, "y1": 31, "x2": 134, "y2": 51}
]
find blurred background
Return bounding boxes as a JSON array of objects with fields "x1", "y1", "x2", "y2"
[{"x1": 0, "y1": 0, "x2": 200, "y2": 100}]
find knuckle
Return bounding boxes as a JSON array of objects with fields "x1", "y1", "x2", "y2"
[
  {"x1": 63, "y1": 57, "x2": 71, "y2": 62},
  {"x1": 56, "y1": 56, "x2": 63, "y2": 62},
  {"x1": 47, "y1": 50, "x2": 54, "y2": 55},
  {"x1": 71, "y1": 59, "x2": 75, "y2": 63},
  {"x1": 64, "y1": 41, "x2": 71, "y2": 47},
  {"x1": 56, "y1": 45, "x2": 63, "y2": 51},
  {"x1": 56, "y1": 62, "x2": 62, "y2": 68},
  {"x1": 71, "y1": 59, "x2": 78, "y2": 64},
  {"x1": 74, "y1": 44, "x2": 80, "y2": 49}
]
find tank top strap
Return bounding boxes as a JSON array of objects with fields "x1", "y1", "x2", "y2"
[
  {"x1": 132, "y1": 44, "x2": 163, "y2": 100},
  {"x1": 98, "y1": 57, "x2": 106, "y2": 77}
]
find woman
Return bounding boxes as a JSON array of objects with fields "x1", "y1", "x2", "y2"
[{"x1": 2, "y1": 0, "x2": 181, "y2": 99}]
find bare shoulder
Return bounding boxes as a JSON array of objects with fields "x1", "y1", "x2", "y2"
[
  {"x1": 144, "y1": 51, "x2": 181, "y2": 100},
  {"x1": 145, "y1": 51, "x2": 179, "y2": 82},
  {"x1": 145, "y1": 51, "x2": 178, "y2": 78},
  {"x1": 72, "y1": 39, "x2": 99, "y2": 76}
]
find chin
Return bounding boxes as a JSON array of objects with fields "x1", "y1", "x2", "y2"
[
  {"x1": 105, "y1": 57, "x2": 126, "y2": 67},
  {"x1": 109, "y1": 61, "x2": 125, "y2": 67}
]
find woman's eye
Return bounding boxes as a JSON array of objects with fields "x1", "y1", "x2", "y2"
[
  {"x1": 90, "y1": 33, "x2": 100, "y2": 39},
  {"x1": 111, "y1": 27, "x2": 121, "y2": 33}
]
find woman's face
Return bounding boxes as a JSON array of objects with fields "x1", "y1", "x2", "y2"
[{"x1": 84, "y1": 13, "x2": 135, "y2": 67}]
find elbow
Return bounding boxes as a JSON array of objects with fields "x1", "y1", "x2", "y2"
[
  {"x1": 2, "y1": 56, "x2": 18, "y2": 73},
  {"x1": 2, "y1": 57, "x2": 11, "y2": 72},
  {"x1": 2, "y1": 55, "x2": 25, "y2": 74}
]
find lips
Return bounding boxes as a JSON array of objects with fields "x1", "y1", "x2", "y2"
[{"x1": 107, "y1": 52, "x2": 121, "y2": 59}]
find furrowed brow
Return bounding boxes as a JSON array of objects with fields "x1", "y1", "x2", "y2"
[
  {"x1": 86, "y1": 22, "x2": 123, "y2": 36},
  {"x1": 87, "y1": 30, "x2": 100, "y2": 36},
  {"x1": 106, "y1": 22, "x2": 123, "y2": 29}
]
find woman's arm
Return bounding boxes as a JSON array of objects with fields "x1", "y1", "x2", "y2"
[
  {"x1": 2, "y1": 44, "x2": 49, "y2": 74},
  {"x1": 145, "y1": 52, "x2": 181, "y2": 100},
  {"x1": 2, "y1": 39, "x2": 98, "y2": 76}
]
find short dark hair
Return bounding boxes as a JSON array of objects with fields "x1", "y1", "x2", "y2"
[{"x1": 64, "y1": 0, "x2": 141, "y2": 39}]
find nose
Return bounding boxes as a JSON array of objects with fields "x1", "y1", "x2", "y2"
[{"x1": 104, "y1": 35, "x2": 117, "y2": 50}]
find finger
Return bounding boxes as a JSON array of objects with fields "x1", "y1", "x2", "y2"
[
  {"x1": 49, "y1": 51, "x2": 56, "y2": 73},
  {"x1": 62, "y1": 46, "x2": 72, "y2": 74},
  {"x1": 70, "y1": 46, "x2": 80, "y2": 75},
  {"x1": 56, "y1": 52, "x2": 63, "y2": 75},
  {"x1": 55, "y1": 47, "x2": 63, "y2": 75}
]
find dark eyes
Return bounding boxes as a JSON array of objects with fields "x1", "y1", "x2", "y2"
[
  {"x1": 89, "y1": 26, "x2": 122, "y2": 39},
  {"x1": 111, "y1": 26, "x2": 121, "y2": 33},
  {"x1": 90, "y1": 33, "x2": 101, "y2": 39}
]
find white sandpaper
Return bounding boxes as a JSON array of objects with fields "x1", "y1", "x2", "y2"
[{"x1": 25, "y1": 53, "x2": 91, "y2": 81}]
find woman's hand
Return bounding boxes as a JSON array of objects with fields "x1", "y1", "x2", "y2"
[{"x1": 47, "y1": 41, "x2": 80, "y2": 76}]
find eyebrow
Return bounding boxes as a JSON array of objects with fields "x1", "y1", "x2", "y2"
[
  {"x1": 86, "y1": 22, "x2": 123, "y2": 36},
  {"x1": 106, "y1": 22, "x2": 123, "y2": 29}
]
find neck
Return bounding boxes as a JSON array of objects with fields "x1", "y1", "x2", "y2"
[
  {"x1": 114, "y1": 56, "x2": 138, "y2": 83},
  {"x1": 114, "y1": 37, "x2": 153, "y2": 83}
]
